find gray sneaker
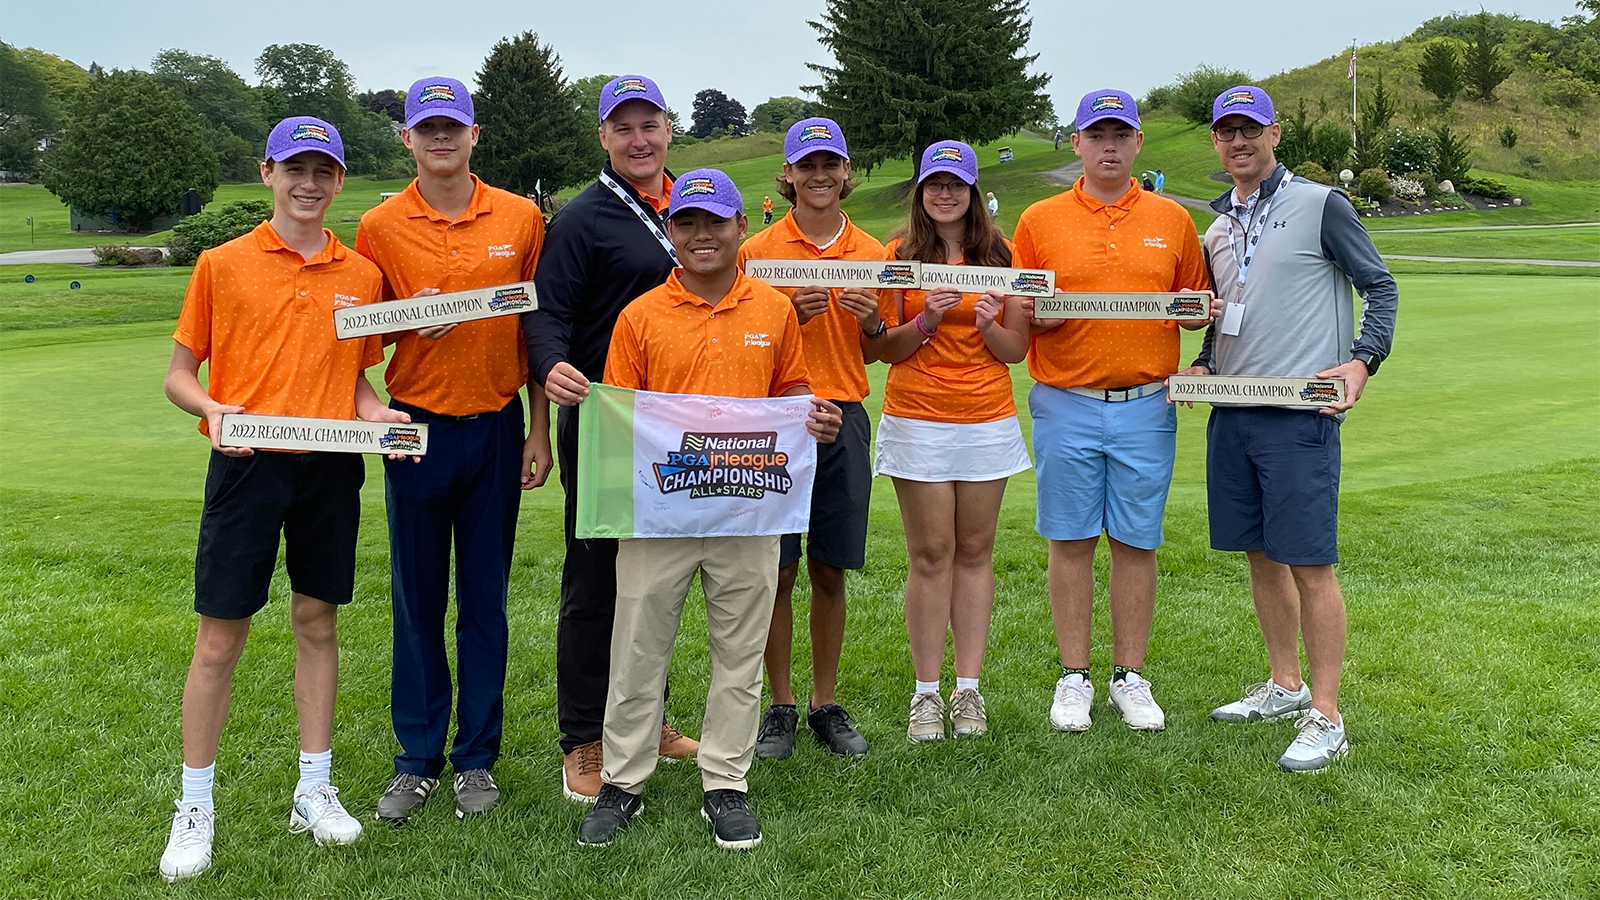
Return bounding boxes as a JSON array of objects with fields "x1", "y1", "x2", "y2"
[
  {"x1": 754, "y1": 705, "x2": 799, "y2": 760},
  {"x1": 453, "y1": 769, "x2": 499, "y2": 819},
  {"x1": 375, "y1": 773, "x2": 438, "y2": 824},
  {"x1": 1278, "y1": 710, "x2": 1350, "y2": 773},
  {"x1": 1210, "y1": 680, "x2": 1312, "y2": 723}
]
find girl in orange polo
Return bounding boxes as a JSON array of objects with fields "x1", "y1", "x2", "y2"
[{"x1": 873, "y1": 140, "x2": 1032, "y2": 741}]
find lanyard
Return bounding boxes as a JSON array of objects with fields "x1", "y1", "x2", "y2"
[
  {"x1": 1225, "y1": 171, "x2": 1293, "y2": 287},
  {"x1": 598, "y1": 170, "x2": 680, "y2": 267}
]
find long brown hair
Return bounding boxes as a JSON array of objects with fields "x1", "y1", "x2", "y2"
[{"x1": 890, "y1": 180, "x2": 1011, "y2": 266}]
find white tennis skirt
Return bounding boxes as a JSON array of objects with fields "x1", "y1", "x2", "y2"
[{"x1": 873, "y1": 413, "x2": 1033, "y2": 482}]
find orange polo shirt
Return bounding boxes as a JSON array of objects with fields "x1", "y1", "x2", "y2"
[
  {"x1": 354, "y1": 176, "x2": 544, "y2": 416},
  {"x1": 735, "y1": 210, "x2": 885, "y2": 403},
  {"x1": 174, "y1": 222, "x2": 385, "y2": 437},
  {"x1": 1013, "y1": 178, "x2": 1209, "y2": 390},
  {"x1": 640, "y1": 173, "x2": 673, "y2": 214},
  {"x1": 879, "y1": 239, "x2": 1018, "y2": 424},
  {"x1": 604, "y1": 269, "x2": 810, "y2": 399}
]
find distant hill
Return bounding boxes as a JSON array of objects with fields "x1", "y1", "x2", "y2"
[{"x1": 1255, "y1": 10, "x2": 1599, "y2": 180}]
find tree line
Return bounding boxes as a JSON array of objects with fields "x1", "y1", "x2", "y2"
[{"x1": 0, "y1": 0, "x2": 1054, "y2": 232}]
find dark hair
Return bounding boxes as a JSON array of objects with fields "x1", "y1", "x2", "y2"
[{"x1": 889, "y1": 179, "x2": 1011, "y2": 267}]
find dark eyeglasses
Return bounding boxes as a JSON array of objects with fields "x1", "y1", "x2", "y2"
[{"x1": 1213, "y1": 123, "x2": 1266, "y2": 141}]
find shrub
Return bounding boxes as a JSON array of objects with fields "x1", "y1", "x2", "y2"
[
  {"x1": 1391, "y1": 174, "x2": 1425, "y2": 201},
  {"x1": 1498, "y1": 124, "x2": 1517, "y2": 148},
  {"x1": 1357, "y1": 168, "x2": 1391, "y2": 203},
  {"x1": 1459, "y1": 176, "x2": 1513, "y2": 199},
  {"x1": 1432, "y1": 125, "x2": 1472, "y2": 184},
  {"x1": 1165, "y1": 64, "x2": 1254, "y2": 126},
  {"x1": 1414, "y1": 171, "x2": 1439, "y2": 196},
  {"x1": 1385, "y1": 127, "x2": 1435, "y2": 175},
  {"x1": 1294, "y1": 161, "x2": 1333, "y2": 185},
  {"x1": 92, "y1": 244, "x2": 147, "y2": 266},
  {"x1": 166, "y1": 199, "x2": 272, "y2": 266}
]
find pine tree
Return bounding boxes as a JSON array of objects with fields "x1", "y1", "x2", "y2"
[
  {"x1": 1353, "y1": 70, "x2": 1397, "y2": 171},
  {"x1": 1463, "y1": 9, "x2": 1512, "y2": 102},
  {"x1": 473, "y1": 32, "x2": 600, "y2": 199},
  {"x1": 807, "y1": 0, "x2": 1051, "y2": 180},
  {"x1": 1417, "y1": 40, "x2": 1464, "y2": 106}
]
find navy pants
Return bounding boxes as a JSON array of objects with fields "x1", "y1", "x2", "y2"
[{"x1": 385, "y1": 397, "x2": 524, "y2": 778}]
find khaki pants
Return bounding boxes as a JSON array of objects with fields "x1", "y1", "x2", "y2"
[{"x1": 602, "y1": 535, "x2": 781, "y2": 793}]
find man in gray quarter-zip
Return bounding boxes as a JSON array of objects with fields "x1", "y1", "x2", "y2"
[{"x1": 1179, "y1": 85, "x2": 1397, "y2": 774}]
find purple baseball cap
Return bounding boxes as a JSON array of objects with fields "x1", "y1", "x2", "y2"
[
  {"x1": 265, "y1": 116, "x2": 345, "y2": 168},
  {"x1": 1212, "y1": 85, "x2": 1276, "y2": 126},
  {"x1": 667, "y1": 168, "x2": 743, "y2": 219},
  {"x1": 599, "y1": 74, "x2": 667, "y2": 122},
  {"x1": 918, "y1": 140, "x2": 978, "y2": 185},
  {"x1": 785, "y1": 117, "x2": 849, "y2": 164},
  {"x1": 405, "y1": 77, "x2": 474, "y2": 130},
  {"x1": 1075, "y1": 89, "x2": 1140, "y2": 131}
]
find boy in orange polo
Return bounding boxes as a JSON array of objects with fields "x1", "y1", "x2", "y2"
[
  {"x1": 159, "y1": 117, "x2": 403, "y2": 882},
  {"x1": 735, "y1": 117, "x2": 885, "y2": 760},
  {"x1": 353, "y1": 77, "x2": 550, "y2": 823},
  {"x1": 1015, "y1": 90, "x2": 1211, "y2": 736},
  {"x1": 578, "y1": 168, "x2": 841, "y2": 851}
]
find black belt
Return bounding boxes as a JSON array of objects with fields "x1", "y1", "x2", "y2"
[{"x1": 391, "y1": 399, "x2": 507, "y2": 422}]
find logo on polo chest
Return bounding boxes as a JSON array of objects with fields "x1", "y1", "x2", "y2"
[
  {"x1": 333, "y1": 293, "x2": 360, "y2": 308},
  {"x1": 291, "y1": 123, "x2": 331, "y2": 143},
  {"x1": 1142, "y1": 237, "x2": 1168, "y2": 249}
]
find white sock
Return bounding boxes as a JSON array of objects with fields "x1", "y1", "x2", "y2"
[
  {"x1": 181, "y1": 763, "x2": 214, "y2": 811},
  {"x1": 956, "y1": 677, "x2": 979, "y2": 693},
  {"x1": 914, "y1": 679, "x2": 940, "y2": 696},
  {"x1": 297, "y1": 748, "x2": 332, "y2": 795}
]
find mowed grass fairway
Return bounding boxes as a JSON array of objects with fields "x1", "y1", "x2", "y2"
[{"x1": 2, "y1": 254, "x2": 1597, "y2": 898}]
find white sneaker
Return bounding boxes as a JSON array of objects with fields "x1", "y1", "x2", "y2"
[
  {"x1": 1210, "y1": 679, "x2": 1312, "y2": 723},
  {"x1": 1278, "y1": 709, "x2": 1349, "y2": 773},
  {"x1": 907, "y1": 691, "x2": 947, "y2": 742},
  {"x1": 1107, "y1": 673, "x2": 1166, "y2": 731},
  {"x1": 290, "y1": 783, "x2": 363, "y2": 846},
  {"x1": 159, "y1": 802, "x2": 214, "y2": 883},
  {"x1": 1049, "y1": 674, "x2": 1094, "y2": 732}
]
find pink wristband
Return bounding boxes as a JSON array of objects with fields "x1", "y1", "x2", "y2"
[{"x1": 915, "y1": 312, "x2": 937, "y2": 337}]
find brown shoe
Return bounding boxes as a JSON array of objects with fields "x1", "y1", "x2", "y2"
[
  {"x1": 562, "y1": 741, "x2": 603, "y2": 805},
  {"x1": 658, "y1": 721, "x2": 699, "y2": 762}
]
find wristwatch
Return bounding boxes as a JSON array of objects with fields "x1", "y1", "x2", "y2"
[
  {"x1": 1353, "y1": 352, "x2": 1379, "y2": 375},
  {"x1": 862, "y1": 318, "x2": 887, "y2": 338}
]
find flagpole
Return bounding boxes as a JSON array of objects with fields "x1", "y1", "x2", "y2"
[{"x1": 1351, "y1": 39, "x2": 1358, "y2": 148}]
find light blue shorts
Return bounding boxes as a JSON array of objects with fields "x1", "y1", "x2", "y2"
[{"x1": 1029, "y1": 383, "x2": 1178, "y2": 550}]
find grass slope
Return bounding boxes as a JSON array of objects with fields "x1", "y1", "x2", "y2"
[{"x1": 1, "y1": 273, "x2": 1597, "y2": 898}]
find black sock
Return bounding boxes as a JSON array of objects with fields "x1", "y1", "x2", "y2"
[
  {"x1": 1113, "y1": 666, "x2": 1141, "y2": 683},
  {"x1": 1061, "y1": 666, "x2": 1090, "y2": 680}
]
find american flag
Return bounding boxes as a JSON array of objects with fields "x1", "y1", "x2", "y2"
[{"x1": 1348, "y1": 46, "x2": 1357, "y2": 80}]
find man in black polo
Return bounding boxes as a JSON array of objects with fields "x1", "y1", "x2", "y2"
[{"x1": 525, "y1": 74, "x2": 699, "y2": 804}]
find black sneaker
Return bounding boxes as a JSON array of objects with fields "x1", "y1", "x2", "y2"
[
  {"x1": 577, "y1": 784, "x2": 643, "y2": 848},
  {"x1": 754, "y1": 705, "x2": 799, "y2": 760},
  {"x1": 375, "y1": 772, "x2": 437, "y2": 824},
  {"x1": 808, "y1": 703, "x2": 870, "y2": 758},
  {"x1": 701, "y1": 789, "x2": 762, "y2": 850}
]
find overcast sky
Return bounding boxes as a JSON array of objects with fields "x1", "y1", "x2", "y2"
[{"x1": 4, "y1": 1, "x2": 1583, "y2": 116}]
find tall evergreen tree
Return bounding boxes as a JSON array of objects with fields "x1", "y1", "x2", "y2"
[
  {"x1": 1417, "y1": 40, "x2": 1465, "y2": 106},
  {"x1": 1463, "y1": 9, "x2": 1512, "y2": 101},
  {"x1": 807, "y1": 0, "x2": 1050, "y2": 179},
  {"x1": 473, "y1": 32, "x2": 599, "y2": 199},
  {"x1": 42, "y1": 70, "x2": 218, "y2": 230},
  {"x1": 1353, "y1": 70, "x2": 1397, "y2": 170}
]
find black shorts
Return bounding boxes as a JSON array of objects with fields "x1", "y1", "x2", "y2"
[
  {"x1": 194, "y1": 449, "x2": 366, "y2": 619},
  {"x1": 781, "y1": 402, "x2": 871, "y2": 570}
]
